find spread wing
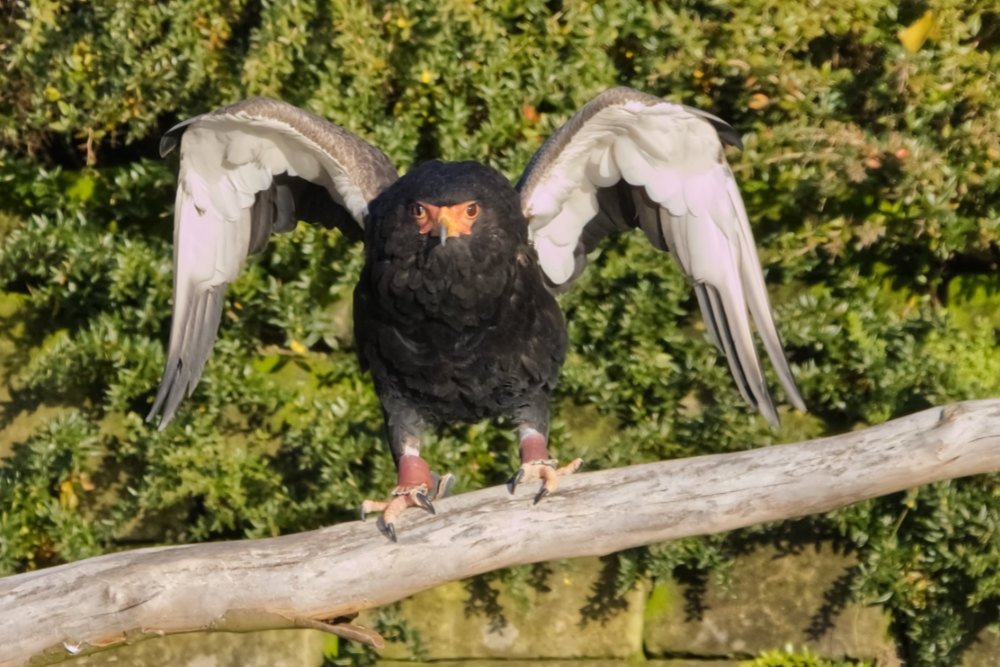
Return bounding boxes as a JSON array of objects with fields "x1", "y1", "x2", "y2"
[
  {"x1": 517, "y1": 87, "x2": 804, "y2": 426},
  {"x1": 147, "y1": 98, "x2": 398, "y2": 427}
]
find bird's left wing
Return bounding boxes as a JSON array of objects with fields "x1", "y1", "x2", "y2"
[
  {"x1": 148, "y1": 98, "x2": 398, "y2": 427},
  {"x1": 517, "y1": 87, "x2": 804, "y2": 426}
]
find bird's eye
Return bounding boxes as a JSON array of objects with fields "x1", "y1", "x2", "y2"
[
  {"x1": 465, "y1": 202, "x2": 480, "y2": 218},
  {"x1": 409, "y1": 203, "x2": 426, "y2": 220}
]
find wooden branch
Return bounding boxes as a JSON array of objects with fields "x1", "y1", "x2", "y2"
[{"x1": 4, "y1": 399, "x2": 1000, "y2": 666}]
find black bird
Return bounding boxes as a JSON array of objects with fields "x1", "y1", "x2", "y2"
[{"x1": 147, "y1": 88, "x2": 806, "y2": 540}]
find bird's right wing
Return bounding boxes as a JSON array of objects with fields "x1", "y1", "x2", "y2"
[
  {"x1": 148, "y1": 98, "x2": 398, "y2": 427},
  {"x1": 517, "y1": 87, "x2": 804, "y2": 426}
]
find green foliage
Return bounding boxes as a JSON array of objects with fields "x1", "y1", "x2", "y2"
[
  {"x1": 0, "y1": 412, "x2": 107, "y2": 573},
  {"x1": 2, "y1": 0, "x2": 1000, "y2": 664},
  {"x1": 839, "y1": 478, "x2": 1000, "y2": 665},
  {"x1": 742, "y1": 644, "x2": 871, "y2": 667}
]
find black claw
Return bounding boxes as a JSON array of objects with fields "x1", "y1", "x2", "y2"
[
  {"x1": 507, "y1": 468, "x2": 525, "y2": 494},
  {"x1": 378, "y1": 518, "x2": 397, "y2": 542},
  {"x1": 533, "y1": 485, "x2": 549, "y2": 505},
  {"x1": 415, "y1": 492, "x2": 436, "y2": 515},
  {"x1": 437, "y1": 473, "x2": 455, "y2": 499}
]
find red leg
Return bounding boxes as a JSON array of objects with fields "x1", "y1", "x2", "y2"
[
  {"x1": 361, "y1": 454, "x2": 453, "y2": 541},
  {"x1": 508, "y1": 429, "x2": 582, "y2": 503}
]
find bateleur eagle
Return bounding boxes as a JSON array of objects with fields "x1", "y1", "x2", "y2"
[{"x1": 147, "y1": 87, "x2": 806, "y2": 540}]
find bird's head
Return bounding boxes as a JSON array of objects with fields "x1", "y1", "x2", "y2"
[{"x1": 368, "y1": 160, "x2": 527, "y2": 257}]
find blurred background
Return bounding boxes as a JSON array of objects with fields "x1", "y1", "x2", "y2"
[{"x1": 1, "y1": 1, "x2": 999, "y2": 665}]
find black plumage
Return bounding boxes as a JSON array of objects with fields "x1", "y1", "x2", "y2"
[
  {"x1": 355, "y1": 161, "x2": 565, "y2": 438},
  {"x1": 147, "y1": 88, "x2": 806, "y2": 540}
]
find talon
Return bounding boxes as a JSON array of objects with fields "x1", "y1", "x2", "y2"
[
  {"x1": 414, "y1": 491, "x2": 436, "y2": 515},
  {"x1": 535, "y1": 464, "x2": 559, "y2": 502},
  {"x1": 533, "y1": 485, "x2": 549, "y2": 504},
  {"x1": 360, "y1": 455, "x2": 452, "y2": 540},
  {"x1": 436, "y1": 473, "x2": 455, "y2": 498},
  {"x1": 507, "y1": 468, "x2": 525, "y2": 493},
  {"x1": 510, "y1": 453, "x2": 582, "y2": 504},
  {"x1": 378, "y1": 518, "x2": 397, "y2": 542}
]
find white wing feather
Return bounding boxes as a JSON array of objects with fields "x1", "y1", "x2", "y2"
[
  {"x1": 149, "y1": 99, "x2": 397, "y2": 426},
  {"x1": 518, "y1": 87, "x2": 804, "y2": 425}
]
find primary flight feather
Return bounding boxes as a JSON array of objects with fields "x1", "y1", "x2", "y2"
[{"x1": 148, "y1": 87, "x2": 806, "y2": 540}]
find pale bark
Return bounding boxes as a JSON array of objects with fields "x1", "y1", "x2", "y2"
[{"x1": 3, "y1": 399, "x2": 1000, "y2": 666}]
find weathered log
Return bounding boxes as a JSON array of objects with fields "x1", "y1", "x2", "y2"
[{"x1": 3, "y1": 399, "x2": 1000, "y2": 666}]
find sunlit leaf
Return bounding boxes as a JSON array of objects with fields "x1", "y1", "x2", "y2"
[{"x1": 898, "y1": 10, "x2": 935, "y2": 53}]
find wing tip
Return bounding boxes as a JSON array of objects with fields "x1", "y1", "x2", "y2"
[
  {"x1": 145, "y1": 375, "x2": 180, "y2": 430},
  {"x1": 144, "y1": 409, "x2": 172, "y2": 432},
  {"x1": 753, "y1": 355, "x2": 808, "y2": 429},
  {"x1": 759, "y1": 398, "x2": 781, "y2": 429},
  {"x1": 675, "y1": 104, "x2": 743, "y2": 150},
  {"x1": 784, "y1": 382, "x2": 808, "y2": 415},
  {"x1": 160, "y1": 117, "x2": 198, "y2": 157},
  {"x1": 145, "y1": 353, "x2": 198, "y2": 431},
  {"x1": 159, "y1": 134, "x2": 179, "y2": 158},
  {"x1": 718, "y1": 127, "x2": 744, "y2": 151},
  {"x1": 697, "y1": 284, "x2": 808, "y2": 429}
]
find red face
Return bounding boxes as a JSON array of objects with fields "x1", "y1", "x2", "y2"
[{"x1": 409, "y1": 200, "x2": 481, "y2": 242}]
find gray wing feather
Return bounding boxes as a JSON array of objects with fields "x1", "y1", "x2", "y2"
[
  {"x1": 518, "y1": 87, "x2": 804, "y2": 425},
  {"x1": 148, "y1": 98, "x2": 398, "y2": 427}
]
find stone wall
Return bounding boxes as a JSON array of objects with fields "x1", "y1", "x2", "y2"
[
  {"x1": 64, "y1": 629, "x2": 328, "y2": 667},
  {"x1": 64, "y1": 542, "x2": 914, "y2": 666},
  {"x1": 366, "y1": 544, "x2": 897, "y2": 666}
]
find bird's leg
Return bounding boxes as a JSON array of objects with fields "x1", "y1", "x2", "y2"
[
  {"x1": 360, "y1": 436, "x2": 454, "y2": 541},
  {"x1": 507, "y1": 427, "x2": 583, "y2": 504}
]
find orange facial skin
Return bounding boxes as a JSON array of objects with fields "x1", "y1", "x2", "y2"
[{"x1": 410, "y1": 200, "x2": 480, "y2": 242}]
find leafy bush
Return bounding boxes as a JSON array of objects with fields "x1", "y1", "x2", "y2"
[
  {"x1": 2, "y1": 0, "x2": 1000, "y2": 664},
  {"x1": 742, "y1": 644, "x2": 871, "y2": 667}
]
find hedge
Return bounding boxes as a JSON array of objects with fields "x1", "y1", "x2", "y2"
[{"x1": 2, "y1": 1, "x2": 1000, "y2": 664}]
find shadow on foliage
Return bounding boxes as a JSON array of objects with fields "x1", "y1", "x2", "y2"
[
  {"x1": 805, "y1": 564, "x2": 860, "y2": 642},
  {"x1": 460, "y1": 563, "x2": 559, "y2": 635},
  {"x1": 528, "y1": 561, "x2": 553, "y2": 593},
  {"x1": 464, "y1": 573, "x2": 507, "y2": 633},
  {"x1": 675, "y1": 565, "x2": 711, "y2": 623},
  {"x1": 970, "y1": 11, "x2": 1000, "y2": 51},
  {"x1": 946, "y1": 602, "x2": 1000, "y2": 667},
  {"x1": 809, "y1": 37, "x2": 894, "y2": 129},
  {"x1": 578, "y1": 555, "x2": 632, "y2": 626},
  {"x1": 672, "y1": 519, "x2": 857, "y2": 626},
  {"x1": 0, "y1": 289, "x2": 110, "y2": 429},
  {"x1": 725, "y1": 517, "x2": 855, "y2": 559}
]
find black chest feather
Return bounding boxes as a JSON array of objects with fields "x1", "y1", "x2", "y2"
[{"x1": 354, "y1": 237, "x2": 566, "y2": 424}]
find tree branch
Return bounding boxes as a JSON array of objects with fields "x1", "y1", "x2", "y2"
[{"x1": 4, "y1": 399, "x2": 1000, "y2": 666}]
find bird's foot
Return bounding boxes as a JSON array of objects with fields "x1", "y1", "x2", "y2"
[
  {"x1": 507, "y1": 431, "x2": 582, "y2": 503},
  {"x1": 360, "y1": 454, "x2": 454, "y2": 541}
]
